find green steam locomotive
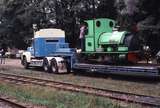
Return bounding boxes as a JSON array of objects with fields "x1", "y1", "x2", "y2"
[{"x1": 81, "y1": 18, "x2": 140, "y2": 64}]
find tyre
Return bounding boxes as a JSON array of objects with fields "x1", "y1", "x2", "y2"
[
  {"x1": 66, "y1": 60, "x2": 71, "y2": 73},
  {"x1": 22, "y1": 56, "x2": 29, "y2": 69},
  {"x1": 50, "y1": 58, "x2": 58, "y2": 73},
  {"x1": 72, "y1": 69, "x2": 78, "y2": 75},
  {"x1": 43, "y1": 58, "x2": 50, "y2": 72}
]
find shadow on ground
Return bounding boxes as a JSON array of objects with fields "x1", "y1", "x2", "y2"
[
  {"x1": 73, "y1": 70, "x2": 160, "y2": 84},
  {"x1": 23, "y1": 66, "x2": 160, "y2": 84}
]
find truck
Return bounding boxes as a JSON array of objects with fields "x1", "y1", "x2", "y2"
[
  {"x1": 21, "y1": 18, "x2": 160, "y2": 77},
  {"x1": 21, "y1": 28, "x2": 76, "y2": 73}
]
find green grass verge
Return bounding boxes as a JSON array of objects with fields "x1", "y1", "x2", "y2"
[{"x1": 0, "y1": 82, "x2": 123, "y2": 108}]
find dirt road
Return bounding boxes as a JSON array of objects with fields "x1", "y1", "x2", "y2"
[{"x1": 0, "y1": 59, "x2": 23, "y2": 69}]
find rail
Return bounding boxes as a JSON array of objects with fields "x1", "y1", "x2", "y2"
[
  {"x1": 0, "y1": 72, "x2": 159, "y2": 107},
  {"x1": 0, "y1": 97, "x2": 27, "y2": 108}
]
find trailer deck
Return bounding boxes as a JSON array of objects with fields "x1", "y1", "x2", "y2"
[{"x1": 73, "y1": 63, "x2": 160, "y2": 77}]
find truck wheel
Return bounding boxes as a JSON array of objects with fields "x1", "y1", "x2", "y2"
[
  {"x1": 50, "y1": 58, "x2": 58, "y2": 73},
  {"x1": 23, "y1": 57, "x2": 29, "y2": 69},
  {"x1": 66, "y1": 61, "x2": 71, "y2": 73},
  {"x1": 43, "y1": 58, "x2": 50, "y2": 72}
]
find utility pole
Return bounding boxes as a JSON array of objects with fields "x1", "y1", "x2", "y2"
[
  {"x1": 92, "y1": 0, "x2": 95, "y2": 18},
  {"x1": 55, "y1": 0, "x2": 58, "y2": 27}
]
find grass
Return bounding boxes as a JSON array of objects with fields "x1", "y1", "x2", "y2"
[
  {"x1": 0, "y1": 82, "x2": 125, "y2": 108},
  {"x1": 1, "y1": 67, "x2": 160, "y2": 97},
  {"x1": 0, "y1": 60, "x2": 158, "y2": 108}
]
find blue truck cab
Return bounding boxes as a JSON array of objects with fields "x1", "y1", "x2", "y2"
[
  {"x1": 28, "y1": 29, "x2": 69, "y2": 57},
  {"x1": 21, "y1": 28, "x2": 76, "y2": 73}
]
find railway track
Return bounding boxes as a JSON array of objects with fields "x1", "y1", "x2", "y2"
[
  {"x1": 0, "y1": 72, "x2": 160, "y2": 107},
  {"x1": 0, "y1": 97, "x2": 27, "y2": 108}
]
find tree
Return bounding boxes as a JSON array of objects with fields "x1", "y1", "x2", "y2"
[
  {"x1": 115, "y1": 0, "x2": 160, "y2": 55},
  {"x1": 0, "y1": 0, "x2": 57, "y2": 49},
  {"x1": 1, "y1": 0, "x2": 159, "y2": 55}
]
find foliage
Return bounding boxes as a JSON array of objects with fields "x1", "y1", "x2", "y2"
[
  {"x1": 0, "y1": 0, "x2": 116, "y2": 49},
  {"x1": 0, "y1": 0, "x2": 160, "y2": 54}
]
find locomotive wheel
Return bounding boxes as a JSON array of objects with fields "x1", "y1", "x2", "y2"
[
  {"x1": 50, "y1": 58, "x2": 58, "y2": 73},
  {"x1": 22, "y1": 57, "x2": 29, "y2": 69},
  {"x1": 43, "y1": 58, "x2": 50, "y2": 72}
]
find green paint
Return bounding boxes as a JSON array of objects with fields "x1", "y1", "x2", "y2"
[
  {"x1": 85, "y1": 37, "x2": 94, "y2": 51},
  {"x1": 99, "y1": 31, "x2": 127, "y2": 45},
  {"x1": 85, "y1": 18, "x2": 115, "y2": 52},
  {"x1": 83, "y1": 18, "x2": 129, "y2": 55}
]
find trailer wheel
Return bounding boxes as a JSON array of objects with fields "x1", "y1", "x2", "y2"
[
  {"x1": 22, "y1": 56, "x2": 29, "y2": 69},
  {"x1": 50, "y1": 58, "x2": 58, "y2": 73},
  {"x1": 43, "y1": 58, "x2": 50, "y2": 72}
]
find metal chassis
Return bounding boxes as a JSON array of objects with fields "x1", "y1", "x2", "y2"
[{"x1": 73, "y1": 63, "x2": 160, "y2": 77}]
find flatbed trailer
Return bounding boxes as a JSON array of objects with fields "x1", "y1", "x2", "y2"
[
  {"x1": 21, "y1": 28, "x2": 160, "y2": 77},
  {"x1": 73, "y1": 63, "x2": 160, "y2": 77}
]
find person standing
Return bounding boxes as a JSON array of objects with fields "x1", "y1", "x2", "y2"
[
  {"x1": 79, "y1": 24, "x2": 86, "y2": 51},
  {"x1": 0, "y1": 48, "x2": 6, "y2": 64}
]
